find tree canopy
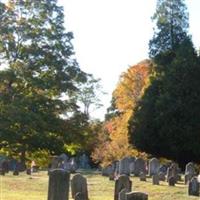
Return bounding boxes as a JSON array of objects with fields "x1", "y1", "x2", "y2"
[
  {"x1": 0, "y1": 0, "x2": 88, "y2": 163},
  {"x1": 131, "y1": 0, "x2": 200, "y2": 166}
]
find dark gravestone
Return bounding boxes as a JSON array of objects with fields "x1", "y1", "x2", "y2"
[
  {"x1": 166, "y1": 163, "x2": 179, "y2": 182},
  {"x1": 47, "y1": 169, "x2": 70, "y2": 200},
  {"x1": 126, "y1": 192, "x2": 148, "y2": 200},
  {"x1": 114, "y1": 175, "x2": 132, "y2": 200},
  {"x1": 168, "y1": 176, "x2": 176, "y2": 186},
  {"x1": 188, "y1": 177, "x2": 200, "y2": 196},
  {"x1": 158, "y1": 172, "x2": 166, "y2": 181},
  {"x1": 1, "y1": 160, "x2": 9, "y2": 173},
  {"x1": 139, "y1": 172, "x2": 146, "y2": 181},
  {"x1": 134, "y1": 158, "x2": 146, "y2": 176},
  {"x1": 119, "y1": 157, "x2": 131, "y2": 176},
  {"x1": 152, "y1": 174, "x2": 159, "y2": 185},
  {"x1": 118, "y1": 188, "x2": 128, "y2": 200},
  {"x1": 71, "y1": 173, "x2": 88, "y2": 200}
]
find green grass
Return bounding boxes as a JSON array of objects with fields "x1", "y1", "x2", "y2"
[{"x1": 0, "y1": 170, "x2": 199, "y2": 200}]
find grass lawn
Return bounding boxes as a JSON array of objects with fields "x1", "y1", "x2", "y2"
[{"x1": 0, "y1": 170, "x2": 199, "y2": 200}]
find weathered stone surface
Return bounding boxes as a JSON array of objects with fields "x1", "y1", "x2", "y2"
[
  {"x1": 185, "y1": 162, "x2": 195, "y2": 176},
  {"x1": 188, "y1": 177, "x2": 200, "y2": 196},
  {"x1": 71, "y1": 173, "x2": 88, "y2": 200},
  {"x1": 118, "y1": 188, "x2": 128, "y2": 200},
  {"x1": 47, "y1": 169, "x2": 70, "y2": 200},
  {"x1": 166, "y1": 163, "x2": 179, "y2": 182},
  {"x1": 152, "y1": 174, "x2": 159, "y2": 185},
  {"x1": 119, "y1": 157, "x2": 131, "y2": 176},
  {"x1": 184, "y1": 173, "x2": 193, "y2": 184},
  {"x1": 126, "y1": 192, "x2": 148, "y2": 200},
  {"x1": 149, "y1": 158, "x2": 160, "y2": 176},
  {"x1": 114, "y1": 175, "x2": 132, "y2": 200},
  {"x1": 134, "y1": 158, "x2": 146, "y2": 176}
]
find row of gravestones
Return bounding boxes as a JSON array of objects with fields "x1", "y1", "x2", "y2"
[
  {"x1": 102, "y1": 157, "x2": 200, "y2": 197},
  {"x1": 49, "y1": 153, "x2": 91, "y2": 173},
  {"x1": 48, "y1": 169, "x2": 148, "y2": 200},
  {"x1": 102, "y1": 157, "x2": 162, "y2": 178}
]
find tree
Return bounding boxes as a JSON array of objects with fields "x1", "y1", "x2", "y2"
[
  {"x1": 149, "y1": 0, "x2": 189, "y2": 58},
  {"x1": 131, "y1": 0, "x2": 200, "y2": 167},
  {"x1": 76, "y1": 74, "x2": 105, "y2": 118},
  {"x1": 0, "y1": 0, "x2": 87, "y2": 165},
  {"x1": 92, "y1": 60, "x2": 152, "y2": 166}
]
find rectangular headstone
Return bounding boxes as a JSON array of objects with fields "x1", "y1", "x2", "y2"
[{"x1": 47, "y1": 169, "x2": 70, "y2": 200}]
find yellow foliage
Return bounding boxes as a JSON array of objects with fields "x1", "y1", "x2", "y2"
[{"x1": 92, "y1": 60, "x2": 152, "y2": 166}]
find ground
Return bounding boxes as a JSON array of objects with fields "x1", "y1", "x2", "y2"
[{"x1": 0, "y1": 170, "x2": 199, "y2": 200}]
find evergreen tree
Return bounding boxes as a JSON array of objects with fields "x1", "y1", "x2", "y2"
[
  {"x1": 149, "y1": 0, "x2": 189, "y2": 58},
  {"x1": 131, "y1": 0, "x2": 200, "y2": 166},
  {"x1": 0, "y1": 0, "x2": 87, "y2": 164}
]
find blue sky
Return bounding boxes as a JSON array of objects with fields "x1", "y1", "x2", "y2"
[{"x1": 59, "y1": 0, "x2": 200, "y2": 120}]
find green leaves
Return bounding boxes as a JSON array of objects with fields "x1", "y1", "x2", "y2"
[{"x1": 0, "y1": 0, "x2": 88, "y2": 161}]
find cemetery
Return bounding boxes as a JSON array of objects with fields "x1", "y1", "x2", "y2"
[
  {"x1": 1, "y1": 155, "x2": 200, "y2": 199},
  {"x1": 1, "y1": 0, "x2": 200, "y2": 199}
]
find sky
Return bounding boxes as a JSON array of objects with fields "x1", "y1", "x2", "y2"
[{"x1": 58, "y1": 0, "x2": 200, "y2": 120}]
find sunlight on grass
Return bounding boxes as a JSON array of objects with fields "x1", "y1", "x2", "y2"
[{"x1": 0, "y1": 170, "x2": 200, "y2": 200}]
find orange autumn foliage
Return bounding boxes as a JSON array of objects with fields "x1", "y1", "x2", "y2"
[{"x1": 92, "y1": 59, "x2": 152, "y2": 166}]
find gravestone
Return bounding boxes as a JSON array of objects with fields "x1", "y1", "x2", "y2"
[
  {"x1": 158, "y1": 172, "x2": 166, "y2": 181},
  {"x1": 71, "y1": 173, "x2": 88, "y2": 200},
  {"x1": 102, "y1": 165, "x2": 114, "y2": 177},
  {"x1": 70, "y1": 158, "x2": 78, "y2": 173},
  {"x1": 79, "y1": 154, "x2": 90, "y2": 169},
  {"x1": 139, "y1": 172, "x2": 146, "y2": 181},
  {"x1": 119, "y1": 157, "x2": 131, "y2": 175},
  {"x1": 152, "y1": 174, "x2": 159, "y2": 185},
  {"x1": 188, "y1": 177, "x2": 200, "y2": 196},
  {"x1": 48, "y1": 169, "x2": 70, "y2": 200},
  {"x1": 114, "y1": 175, "x2": 132, "y2": 200},
  {"x1": 149, "y1": 158, "x2": 160, "y2": 176},
  {"x1": 159, "y1": 165, "x2": 168, "y2": 174},
  {"x1": 166, "y1": 163, "x2": 178, "y2": 182},
  {"x1": 134, "y1": 158, "x2": 146, "y2": 176},
  {"x1": 1, "y1": 160, "x2": 9, "y2": 173},
  {"x1": 168, "y1": 176, "x2": 176, "y2": 186},
  {"x1": 50, "y1": 156, "x2": 61, "y2": 169},
  {"x1": 118, "y1": 188, "x2": 128, "y2": 200},
  {"x1": 185, "y1": 162, "x2": 195, "y2": 176},
  {"x1": 185, "y1": 162, "x2": 195, "y2": 184},
  {"x1": 115, "y1": 161, "x2": 120, "y2": 176},
  {"x1": 130, "y1": 162, "x2": 135, "y2": 175},
  {"x1": 185, "y1": 173, "x2": 193, "y2": 185},
  {"x1": 126, "y1": 192, "x2": 148, "y2": 200}
]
